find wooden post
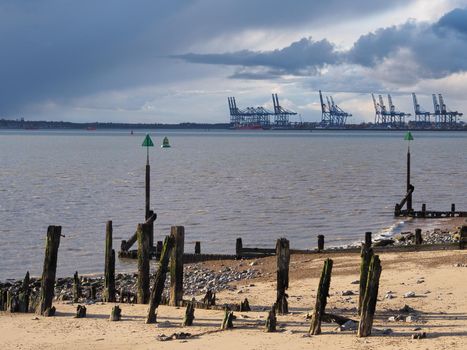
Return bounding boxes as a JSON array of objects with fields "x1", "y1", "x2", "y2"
[
  {"x1": 0, "y1": 289, "x2": 6, "y2": 311},
  {"x1": 240, "y1": 298, "x2": 251, "y2": 312},
  {"x1": 137, "y1": 223, "x2": 151, "y2": 304},
  {"x1": 182, "y1": 302, "x2": 195, "y2": 326},
  {"x1": 459, "y1": 225, "x2": 467, "y2": 250},
  {"x1": 358, "y1": 242, "x2": 374, "y2": 316},
  {"x1": 148, "y1": 209, "x2": 154, "y2": 249},
  {"x1": 309, "y1": 258, "x2": 333, "y2": 335},
  {"x1": 104, "y1": 220, "x2": 116, "y2": 302},
  {"x1": 73, "y1": 271, "x2": 81, "y2": 303},
  {"x1": 38, "y1": 225, "x2": 62, "y2": 316},
  {"x1": 120, "y1": 213, "x2": 157, "y2": 251},
  {"x1": 365, "y1": 232, "x2": 372, "y2": 248},
  {"x1": 236, "y1": 238, "x2": 243, "y2": 258},
  {"x1": 221, "y1": 308, "x2": 234, "y2": 330},
  {"x1": 145, "y1": 162, "x2": 150, "y2": 220},
  {"x1": 406, "y1": 148, "x2": 412, "y2": 212},
  {"x1": 169, "y1": 226, "x2": 185, "y2": 307},
  {"x1": 421, "y1": 203, "x2": 426, "y2": 217},
  {"x1": 195, "y1": 241, "x2": 201, "y2": 254},
  {"x1": 75, "y1": 305, "x2": 86, "y2": 318},
  {"x1": 265, "y1": 305, "x2": 277, "y2": 332},
  {"x1": 156, "y1": 240, "x2": 163, "y2": 254},
  {"x1": 451, "y1": 203, "x2": 456, "y2": 215},
  {"x1": 275, "y1": 238, "x2": 290, "y2": 315},
  {"x1": 22, "y1": 271, "x2": 30, "y2": 291},
  {"x1": 357, "y1": 255, "x2": 382, "y2": 337},
  {"x1": 415, "y1": 228, "x2": 423, "y2": 245},
  {"x1": 317, "y1": 235, "x2": 324, "y2": 251},
  {"x1": 146, "y1": 235, "x2": 175, "y2": 324},
  {"x1": 110, "y1": 305, "x2": 121, "y2": 321}
]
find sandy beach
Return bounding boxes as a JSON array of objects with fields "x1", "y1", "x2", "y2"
[{"x1": 2, "y1": 238, "x2": 467, "y2": 350}]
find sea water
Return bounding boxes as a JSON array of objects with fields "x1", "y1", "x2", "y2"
[{"x1": 0, "y1": 129, "x2": 466, "y2": 280}]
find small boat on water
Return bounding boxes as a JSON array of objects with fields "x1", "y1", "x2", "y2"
[{"x1": 161, "y1": 136, "x2": 171, "y2": 148}]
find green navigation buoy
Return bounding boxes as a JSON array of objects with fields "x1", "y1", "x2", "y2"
[
  {"x1": 161, "y1": 136, "x2": 171, "y2": 148},
  {"x1": 404, "y1": 131, "x2": 414, "y2": 141}
]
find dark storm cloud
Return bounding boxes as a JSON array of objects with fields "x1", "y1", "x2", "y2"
[
  {"x1": 177, "y1": 38, "x2": 341, "y2": 75},
  {"x1": 0, "y1": 0, "x2": 409, "y2": 115}
]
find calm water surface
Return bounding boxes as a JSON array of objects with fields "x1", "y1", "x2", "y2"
[{"x1": 0, "y1": 129, "x2": 466, "y2": 280}]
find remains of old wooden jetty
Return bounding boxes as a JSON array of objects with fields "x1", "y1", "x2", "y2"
[{"x1": 394, "y1": 132, "x2": 466, "y2": 218}]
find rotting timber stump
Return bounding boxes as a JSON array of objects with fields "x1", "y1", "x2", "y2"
[
  {"x1": 104, "y1": 220, "x2": 116, "y2": 302},
  {"x1": 169, "y1": 226, "x2": 185, "y2": 307},
  {"x1": 358, "y1": 255, "x2": 382, "y2": 337},
  {"x1": 309, "y1": 258, "x2": 333, "y2": 335},
  {"x1": 146, "y1": 235, "x2": 174, "y2": 324},
  {"x1": 358, "y1": 241, "x2": 374, "y2": 316},
  {"x1": 38, "y1": 225, "x2": 62, "y2": 316},
  {"x1": 275, "y1": 238, "x2": 290, "y2": 315},
  {"x1": 137, "y1": 223, "x2": 151, "y2": 304}
]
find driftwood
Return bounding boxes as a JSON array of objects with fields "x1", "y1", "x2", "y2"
[
  {"x1": 358, "y1": 255, "x2": 382, "y2": 337},
  {"x1": 309, "y1": 258, "x2": 333, "y2": 335},
  {"x1": 146, "y1": 235, "x2": 175, "y2": 324},
  {"x1": 38, "y1": 225, "x2": 62, "y2": 316}
]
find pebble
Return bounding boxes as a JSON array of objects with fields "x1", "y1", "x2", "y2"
[
  {"x1": 341, "y1": 290, "x2": 355, "y2": 296},
  {"x1": 404, "y1": 291, "x2": 416, "y2": 298},
  {"x1": 412, "y1": 332, "x2": 427, "y2": 339}
]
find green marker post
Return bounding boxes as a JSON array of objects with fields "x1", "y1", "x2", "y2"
[
  {"x1": 142, "y1": 134, "x2": 154, "y2": 219},
  {"x1": 404, "y1": 131, "x2": 414, "y2": 212}
]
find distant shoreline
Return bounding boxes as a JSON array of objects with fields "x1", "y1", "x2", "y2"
[{"x1": 1, "y1": 118, "x2": 467, "y2": 131}]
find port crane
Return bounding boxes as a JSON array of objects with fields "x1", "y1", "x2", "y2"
[{"x1": 319, "y1": 90, "x2": 352, "y2": 127}]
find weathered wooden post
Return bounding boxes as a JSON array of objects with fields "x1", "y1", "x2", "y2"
[
  {"x1": 459, "y1": 225, "x2": 467, "y2": 250},
  {"x1": 358, "y1": 255, "x2": 382, "y2": 337},
  {"x1": 72, "y1": 271, "x2": 81, "y2": 303},
  {"x1": 38, "y1": 225, "x2": 62, "y2": 316},
  {"x1": 415, "y1": 228, "x2": 423, "y2": 245},
  {"x1": 236, "y1": 238, "x2": 243, "y2": 258},
  {"x1": 421, "y1": 203, "x2": 426, "y2": 217},
  {"x1": 365, "y1": 232, "x2": 372, "y2": 248},
  {"x1": 137, "y1": 223, "x2": 151, "y2": 304},
  {"x1": 195, "y1": 241, "x2": 201, "y2": 255},
  {"x1": 148, "y1": 209, "x2": 154, "y2": 249},
  {"x1": 358, "y1": 239, "x2": 374, "y2": 316},
  {"x1": 22, "y1": 271, "x2": 30, "y2": 291},
  {"x1": 156, "y1": 240, "x2": 163, "y2": 254},
  {"x1": 309, "y1": 258, "x2": 333, "y2": 335},
  {"x1": 109, "y1": 305, "x2": 121, "y2": 321},
  {"x1": 265, "y1": 305, "x2": 277, "y2": 332},
  {"x1": 104, "y1": 220, "x2": 116, "y2": 302},
  {"x1": 146, "y1": 235, "x2": 174, "y2": 324},
  {"x1": 182, "y1": 302, "x2": 195, "y2": 326},
  {"x1": 240, "y1": 298, "x2": 251, "y2": 312},
  {"x1": 451, "y1": 203, "x2": 456, "y2": 215},
  {"x1": 275, "y1": 238, "x2": 290, "y2": 314},
  {"x1": 317, "y1": 235, "x2": 324, "y2": 252},
  {"x1": 169, "y1": 226, "x2": 185, "y2": 307},
  {"x1": 75, "y1": 305, "x2": 86, "y2": 318},
  {"x1": 221, "y1": 308, "x2": 234, "y2": 330}
]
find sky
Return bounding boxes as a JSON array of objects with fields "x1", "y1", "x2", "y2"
[{"x1": 1, "y1": 0, "x2": 467, "y2": 124}]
